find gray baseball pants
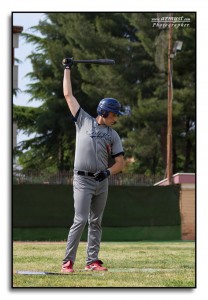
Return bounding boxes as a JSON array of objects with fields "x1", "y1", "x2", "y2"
[{"x1": 63, "y1": 174, "x2": 108, "y2": 265}]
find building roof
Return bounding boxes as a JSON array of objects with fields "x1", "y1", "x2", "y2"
[
  {"x1": 13, "y1": 26, "x2": 23, "y2": 33},
  {"x1": 154, "y1": 173, "x2": 195, "y2": 186}
]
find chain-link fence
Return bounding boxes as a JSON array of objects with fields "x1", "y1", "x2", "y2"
[{"x1": 13, "y1": 170, "x2": 163, "y2": 186}]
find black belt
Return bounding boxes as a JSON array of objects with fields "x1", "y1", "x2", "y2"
[{"x1": 77, "y1": 171, "x2": 95, "y2": 177}]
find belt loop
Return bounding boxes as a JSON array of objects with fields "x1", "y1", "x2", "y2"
[{"x1": 84, "y1": 171, "x2": 88, "y2": 176}]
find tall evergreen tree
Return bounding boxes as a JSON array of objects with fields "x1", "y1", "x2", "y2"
[
  {"x1": 122, "y1": 12, "x2": 196, "y2": 174},
  {"x1": 14, "y1": 12, "x2": 147, "y2": 171},
  {"x1": 14, "y1": 12, "x2": 195, "y2": 175}
]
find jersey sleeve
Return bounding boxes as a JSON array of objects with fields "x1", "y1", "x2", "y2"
[
  {"x1": 111, "y1": 130, "x2": 124, "y2": 158},
  {"x1": 74, "y1": 107, "x2": 93, "y2": 129}
]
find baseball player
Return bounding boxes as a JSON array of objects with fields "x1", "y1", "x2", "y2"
[{"x1": 61, "y1": 58, "x2": 124, "y2": 272}]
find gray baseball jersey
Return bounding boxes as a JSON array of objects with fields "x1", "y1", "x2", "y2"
[{"x1": 73, "y1": 108, "x2": 124, "y2": 172}]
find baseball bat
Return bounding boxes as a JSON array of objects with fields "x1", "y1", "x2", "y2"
[
  {"x1": 64, "y1": 58, "x2": 115, "y2": 65},
  {"x1": 73, "y1": 59, "x2": 115, "y2": 65}
]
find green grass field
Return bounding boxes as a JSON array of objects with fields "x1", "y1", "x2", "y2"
[{"x1": 13, "y1": 241, "x2": 195, "y2": 288}]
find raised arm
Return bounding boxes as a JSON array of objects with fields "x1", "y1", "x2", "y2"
[{"x1": 63, "y1": 66, "x2": 80, "y2": 117}]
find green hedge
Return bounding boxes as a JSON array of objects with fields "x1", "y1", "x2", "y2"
[
  {"x1": 13, "y1": 226, "x2": 181, "y2": 241},
  {"x1": 13, "y1": 184, "x2": 180, "y2": 228}
]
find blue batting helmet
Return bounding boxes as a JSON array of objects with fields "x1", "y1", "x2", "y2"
[{"x1": 97, "y1": 98, "x2": 123, "y2": 118}]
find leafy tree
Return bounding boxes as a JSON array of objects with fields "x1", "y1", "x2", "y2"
[
  {"x1": 14, "y1": 12, "x2": 146, "y2": 171},
  {"x1": 14, "y1": 12, "x2": 196, "y2": 176},
  {"x1": 121, "y1": 12, "x2": 196, "y2": 174}
]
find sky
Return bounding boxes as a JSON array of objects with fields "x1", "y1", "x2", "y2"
[
  {"x1": 13, "y1": 12, "x2": 45, "y2": 107},
  {"x1": 13, "y1": 13, "x2": 46, "y2": 143}
]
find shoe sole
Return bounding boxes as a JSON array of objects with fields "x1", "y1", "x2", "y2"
[
  {"x1": 61, "y1": 269, "x2": 74, "y2": 273},
  {"x1": 85, "y1": 268, "x2": 107, "y2": 271}
]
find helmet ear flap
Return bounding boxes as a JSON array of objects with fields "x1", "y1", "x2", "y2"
[
  {"x1": 101, "y1": 110, "x2": 108, "y2": 118},
  {"x1": 97, "y1": 107, "x2": 109, "y2": 118}
]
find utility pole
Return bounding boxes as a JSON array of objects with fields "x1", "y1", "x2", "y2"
[{"x1": 166, "y1": 20, "x2": 173, "y2": 184}]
